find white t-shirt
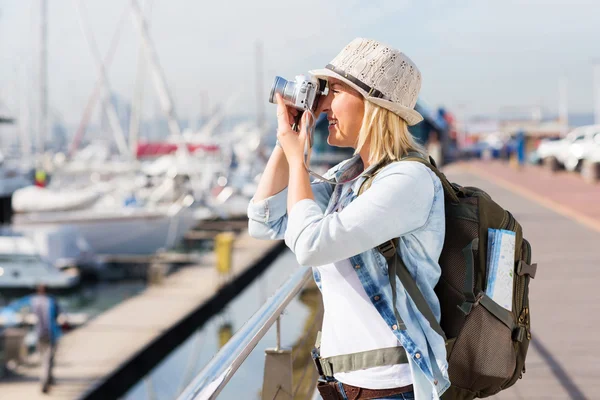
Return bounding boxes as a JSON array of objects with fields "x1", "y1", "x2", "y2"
[{"x1": 316, "y1": 259, "x2": 413, "y2": 389}]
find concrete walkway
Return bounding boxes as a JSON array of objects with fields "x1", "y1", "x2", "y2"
[{"x1": 444, "y1": 161, "x2": 599, "y2": 400}]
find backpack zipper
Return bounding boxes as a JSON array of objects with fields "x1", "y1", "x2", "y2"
[
  {"x1": 504, "y1": 211, "x2": 517, "y2": 232},
  {"x1": 523, "y1": 239, "x2": 532, "y2": 340},
  {"x1": 503, "y1": 212, "x2": 528, "y2": 320},
  {"x1": 513, "y1": 240, "x2": 529, "y2": 321}
]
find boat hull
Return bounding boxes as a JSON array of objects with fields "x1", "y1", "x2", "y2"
[{"x1": 13, "y1": 205, "x2": 197, "y2": 257}]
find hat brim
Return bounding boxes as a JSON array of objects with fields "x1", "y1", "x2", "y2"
[{"x1": 309, "y1": 68, "x2": 424, "y2": 126}]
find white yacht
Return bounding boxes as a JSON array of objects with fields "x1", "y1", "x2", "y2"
[
  {"x1": 0, "y1": 236, "x2": 80, "y2": 290},
  {"x1": 12, "y1": 195, "x2": 196, "y2": 257}
]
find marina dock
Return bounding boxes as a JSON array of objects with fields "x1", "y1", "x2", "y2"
[{"x1": 0, "y1": 230, "x2": 285, "y2": 399}]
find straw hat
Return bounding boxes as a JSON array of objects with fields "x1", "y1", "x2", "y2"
[{"x1": 310, "y1": 38, "x2": 423, "y2": 126}]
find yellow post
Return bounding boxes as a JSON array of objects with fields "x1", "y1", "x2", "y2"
[
  {"x1": 215, "y1": 232, "x2": 235, "y2": 275},
  {"x1": 218, "y1": 322, "x2": 233, "y2": 348}
]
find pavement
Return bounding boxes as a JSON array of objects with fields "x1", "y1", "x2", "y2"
[{"x1": 443, "y1": 160, "x2": 599, "y2": 400}]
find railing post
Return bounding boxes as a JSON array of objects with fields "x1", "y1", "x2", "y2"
[{"x1": 262, "y1": 316, "x2": 292, "y2": 400}]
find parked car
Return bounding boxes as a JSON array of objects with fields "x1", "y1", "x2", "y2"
[{"x1": 537, "y1": 125, "x2": 600, "y2": 172}]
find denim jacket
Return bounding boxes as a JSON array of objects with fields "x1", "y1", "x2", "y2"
[{"x1": 247, "y1": 155, "x2": 450, "y2": 399}]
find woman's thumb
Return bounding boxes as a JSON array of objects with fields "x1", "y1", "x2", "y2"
[{"x1": 299, "y1": 112, "x2": 311, "y2": 140}]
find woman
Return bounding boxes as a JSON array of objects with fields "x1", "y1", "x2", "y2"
[{"x1": 248, "y1": 38, "x2": 449, "y2": 400}]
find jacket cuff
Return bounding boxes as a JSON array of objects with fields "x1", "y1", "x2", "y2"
[{"x1": 247, "y1": 187, "x2": 289, "y2": 223}]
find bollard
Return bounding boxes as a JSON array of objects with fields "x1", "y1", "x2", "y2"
[
  {"x1": 215, "y1": 232, "x2": 235, "y2": 276},
  {"x1": 3, "y1": 328, "x2": 27, "y2": 366},
  {"x1": 148, "y1": 262, "x2": 168, "y2": 285},
  {"x1": 582, "y1": 160, "x2": 600, "y2": 184}
]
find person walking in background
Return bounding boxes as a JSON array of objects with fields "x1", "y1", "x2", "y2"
[
  {"x1": 32, "y1": 284, "x2": 61, "y2": 393},
  {"x1": 516, "y1": 129, "x2": 526, "y2": 169},
  {"x1": 4, "y1": 284, "x2": 62, "y2": 393}
]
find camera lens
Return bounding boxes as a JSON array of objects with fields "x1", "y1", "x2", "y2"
[{"x1": 269, "y1": 76, "x2": 297, "y2": 105}]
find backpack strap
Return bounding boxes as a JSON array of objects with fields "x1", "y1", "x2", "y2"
[
  {"x1": 358, "y1": 153, "x2": 460, "y2": 204},
  {"x1": 316, "y1": 345, "x2": 410, "y2": 377},
  {"x1": 458, "y1": 238, "x2": 479, "y2": 315},
  {"x1": 378, "y1": 240, "x2": 447, "y2": 341},
  {"x1": 399, "y1": 156, "x2": 460, "y2": 204},
  {"x1": 313, "y1": 330, "x2": 409, "y2": 377}
]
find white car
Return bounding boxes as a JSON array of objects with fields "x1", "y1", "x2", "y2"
[{"x1": 537, "y1": 125, "x2": 600, "y2": 172}]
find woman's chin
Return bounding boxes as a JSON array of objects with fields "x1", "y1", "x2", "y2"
[
  {"x1": 327, "y1": 132, "x2": 340, "y2": 147},
  {"x1": 327, "y1": 134, "x2": 350, "y2": 148}
]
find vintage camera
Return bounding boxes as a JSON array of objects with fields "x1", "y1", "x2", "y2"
[{"x1": 268, "y1": 75, "x2": 328, "y2": 113}]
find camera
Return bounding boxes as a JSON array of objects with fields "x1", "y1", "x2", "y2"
[{"x1": 268, "y1": 75, "x2": 328, "y2": 113}]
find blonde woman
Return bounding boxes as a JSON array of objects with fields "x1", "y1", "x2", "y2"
[{"x1": 248, "y1": 38, "x2": 449, "y2": 400}]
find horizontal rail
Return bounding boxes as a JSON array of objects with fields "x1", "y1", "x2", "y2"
[{"x1": 177, "y1": 266, "x2": 312, "y2": 400}]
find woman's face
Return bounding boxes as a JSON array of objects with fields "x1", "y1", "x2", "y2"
[{"x1": 316, "y1": 78, "x2": 364, "y2": 148}]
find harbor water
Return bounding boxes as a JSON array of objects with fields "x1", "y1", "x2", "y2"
[{"x1": 123, "y1": 249, "x2": 314, "y2": 400}]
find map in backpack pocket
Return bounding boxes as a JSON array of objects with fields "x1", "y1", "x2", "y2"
[{"x1": 486, "y1": 229, "x2": 516, "y2": 311}]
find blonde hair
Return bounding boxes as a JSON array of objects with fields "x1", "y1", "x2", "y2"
[{"x1": 354, "y1": 100, "x2": 426, "y2": 165}]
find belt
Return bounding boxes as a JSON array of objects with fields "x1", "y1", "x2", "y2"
[
  {"x1": 339, "y1": 382, "x2": 414, "y2": 400},
  {"x1": 317, "y1": 379, "x2": 413, "y2": 400}
]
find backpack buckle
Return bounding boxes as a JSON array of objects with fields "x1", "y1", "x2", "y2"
[
  {"x1": 458, "y1": 292, "x2": 483, "y2": 316},
  {"x1": 517, "y1": 260, "x2": 537, "y2": 279},
  {"x1": 378, "y1": 240, "x2": 397, "y2": 258},
  {"x1": 512, "y1": 326, "x2": 526, "y2": 343}
]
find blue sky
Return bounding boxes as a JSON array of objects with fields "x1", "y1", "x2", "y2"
[{"x1": 1, "y1": 0, "x2": 599, "y2": 126}]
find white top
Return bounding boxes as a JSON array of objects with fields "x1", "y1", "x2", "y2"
[
  {"x1": 316, "y1": 175, "x2": 412, "y2": 389},
  {"x1": 317, "y1": 259, "x2": 413, "y2": 389}
]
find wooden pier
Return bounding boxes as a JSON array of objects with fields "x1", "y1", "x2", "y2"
[{"x1": 0, "y1": 230, "x2": 285, "y2": 399}]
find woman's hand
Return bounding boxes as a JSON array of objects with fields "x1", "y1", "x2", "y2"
[{"x1": 275, "y1": 93, "x2": 310, "y2": 167}]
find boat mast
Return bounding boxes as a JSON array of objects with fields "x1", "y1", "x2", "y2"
[
  {"x1": 129, "y1": 0, "x2": 183, "y2": 140},
  {"x1": 594, "y1": 61, "x2": 600, "y2": 125},
  {"x1": 74, "y1": 0, "x2": 131, "y2": 159},
  {"x1": 129, "y1": 0, "x2": 154, "y2": 159},
  {"x1": 68, "y1": 4, "x2": 129, "y2": 157},
  {"x1": 255, "y1": 41, "x2": 264, "y2": 130},
  {"x1": 39, "y1": 0, "x2": 48, "y2": 155}
]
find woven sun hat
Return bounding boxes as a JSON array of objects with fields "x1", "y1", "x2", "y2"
[{"x1": 310, "y1": 38, "x2": 423, "y2": 126}]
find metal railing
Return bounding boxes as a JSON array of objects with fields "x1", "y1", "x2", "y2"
[{"x1": 177, "y1": 266, "x2": 313, "y2": 400}]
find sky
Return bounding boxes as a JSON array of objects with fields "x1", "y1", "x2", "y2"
[{"x1": 1, "y1": 0, "x2": 599, "y2": 128}]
